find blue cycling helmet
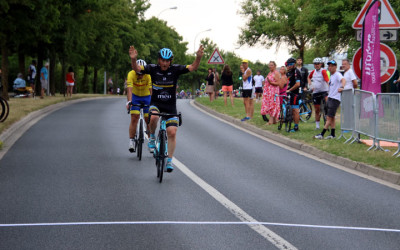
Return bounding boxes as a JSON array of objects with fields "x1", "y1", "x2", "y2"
[{"x1": 158, "y1": 48, "x2": 174, "y2": 60}]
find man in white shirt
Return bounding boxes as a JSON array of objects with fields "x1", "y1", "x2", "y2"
[
  {"x1": 342, "y1": 59, "x2": 358, "y2": 90},
  {"x1": 253, "y1": 70, "x2": 264, "y2": 102},
  {"x1": 315, "y1": 60, "x2": 346, "y2": 140}
]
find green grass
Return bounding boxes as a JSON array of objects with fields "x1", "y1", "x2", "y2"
[{"x1": 196, "y1": 96, "x2": 400, "y2": 173}]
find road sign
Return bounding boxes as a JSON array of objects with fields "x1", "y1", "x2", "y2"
[
  {"x1": 352, "y1": 43, "x2": 397, "y2": 84},
  {"x1": 352, "y1": 0, "x2": 400, "y2": 29},
  {"x1": 208, "y1": 49, "x2": 224, "y2": 64},
  {"x1": 356, "y1": 29, "x2": 398, "y2": 41}
]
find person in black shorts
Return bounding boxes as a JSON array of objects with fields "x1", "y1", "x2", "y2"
[
  {"x1": 285, "y1": 58, "x2": 302, "y2": 132},
  {"x1": 129, "y1": 45, "x2": 204, "y2": 172}
]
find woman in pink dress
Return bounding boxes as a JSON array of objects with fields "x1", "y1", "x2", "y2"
[{"x1": 260, "y1": 61, "x2": 281, "y2": 124}]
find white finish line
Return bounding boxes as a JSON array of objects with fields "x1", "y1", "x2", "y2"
[{"x1": 1, "y1": 221, "x2": 399, "y2": 233}]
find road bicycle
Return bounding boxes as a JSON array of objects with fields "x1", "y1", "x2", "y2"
[
  {"x1": 127, "y1": 103, "x2": 149, "y2": 161},
  {"x1": 299, "y1": 90, "x2": 313, "y2": 122},
  {"x1": 320, "y1": 96, "x2": 328, "y2": 126},
  {"x1": 275, "y1": 94, "x2": 292, "y2": 132},
  {"x1": 149, "y1": 112, "x2": 182, "y2": 183},
  {"x1": 0, "y1": 96, "x2": 10, "y2": 123}
]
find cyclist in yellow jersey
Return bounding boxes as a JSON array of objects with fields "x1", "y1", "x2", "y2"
[{"x1": 126, "y1": 59, "x2": 152, "y2": 153}]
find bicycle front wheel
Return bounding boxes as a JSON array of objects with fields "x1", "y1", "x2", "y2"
[
  {"x1": 0, "y1": 97, "x2": 10, "y2": 123},
  {"x1": 158, "y1": 130, "x2": 167, "y2": 183},
  {"x1": 285, "y1": 105, "x2": 293, "y2": 132},
  {"x1": 137, "y1": 121, "x2": 143, "y2": 160},
  {"x1": 299, "y1": 102, "x2": 312, "y2": 122}
]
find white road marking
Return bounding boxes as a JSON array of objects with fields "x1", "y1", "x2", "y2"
[
  {"x1": 1, "y1": 221, "x2": 399, "y2": 233},
  {"x1": 191, "y1": 101, "x2": 400, "y2": 191},
  {"x1": 173, "y1": 158, "x2": 297, "y2": 250}
]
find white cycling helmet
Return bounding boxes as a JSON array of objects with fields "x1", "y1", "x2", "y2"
[
  {"x1": 313, "y1": 57, "x2": 323, "y2": 64},
  {"x1": 136, "y1": 59, "x2": 147, "y2": 67}
]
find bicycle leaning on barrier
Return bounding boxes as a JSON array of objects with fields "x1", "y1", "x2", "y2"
[
  {"x1": 275, "y1": 94, "x2": 292, "y2": 132},
  {"x1": 149, "y1": 111, "x2": 182, "y2": 183}
]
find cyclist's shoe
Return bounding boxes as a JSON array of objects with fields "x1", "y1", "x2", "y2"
[
  {"x1": 148, "y1": 138, "x2": 155, "y2": 152},
  {"x1": 314, "y1": 134, "x2": 323, "y2": 139},
  {"x1": 289, "y1": 129, "x2": 297, "y2": 133},
  {"x1": 325, "y1": 135, "x2": 336, "y2": 140},
  {"x1": 129, "y1": 139, "x2": 135, "y2": 153},
  {"x1": 166, "y1": 160, "x2": 174, "y2": 172},
  {"x1": 241, "y1": 117, "x2": 250, "y2": 121},
  {"x1": 262, "y1": 115, "x2": 269, "y2": 122}
]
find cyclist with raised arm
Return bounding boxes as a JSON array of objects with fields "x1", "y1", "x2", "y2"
[
  {"x1": 308, "y1": 57, "x2": 330, "y2": 130},
  {"x1": 129, "y1": 45, "x2": 204, "y2": 172},
  {"x1": 126, "y1": 59, "x2": 152, "y2": 153}
]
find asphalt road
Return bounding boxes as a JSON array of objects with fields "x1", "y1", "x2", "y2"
[{"x1": 0, "y1": 98, "x2": 399, "y2": 250}]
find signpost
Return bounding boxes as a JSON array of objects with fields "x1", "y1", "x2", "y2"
[
  {"x1": 352, "y1": 43, "x2": 397, "y2": 84},
  {"x1": 208, "y1": 49, "x2": 224, "y2": 64}
]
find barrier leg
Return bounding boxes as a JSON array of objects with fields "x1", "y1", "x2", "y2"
[
  {"x1": 374, "y1": 140, "x2": 384, "y2": 151},
  {"x1": 393, "y1": 143, "x2": 400, "y2": 157}
]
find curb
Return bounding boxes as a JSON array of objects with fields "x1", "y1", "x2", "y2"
[
  {"x1": 193, "y1": 100, "x2": 400, "y2": 186},
  {"x1": 0, "y1": 97, "x2": 110, "y2": 161}
]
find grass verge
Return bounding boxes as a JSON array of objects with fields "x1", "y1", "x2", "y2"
[
  {"x1": 0, "y1": 94, "x2": 106, "y2": 149},
  {"x1": 196, "y1": 96, "x2": 400, "y2": 173}
]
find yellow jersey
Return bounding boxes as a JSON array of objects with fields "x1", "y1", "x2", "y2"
[{"x1": 127, "y1": 70, "x2": 152, "y2": 96}]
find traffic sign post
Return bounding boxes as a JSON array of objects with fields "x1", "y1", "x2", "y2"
[
  {"x1": 352, "y1": 43, "x2": 397, "y2": 84},
  {"x1": 208, "y1": 49, "x2": 224, "y2": 64},
  {"x1": 356, "y1": 29, "x2": 398, "y2": 41}
]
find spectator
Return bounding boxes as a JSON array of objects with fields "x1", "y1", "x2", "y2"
[
  {"x1": 205, "y1": 68, "x2": 214, "y2": 102},
  {"x1": 260, "y1": 61, "x2": 281, "y2": 124},
  {"x1": 297, "y1": 57, "x2": 309, "y2": 90},
  {"x1": 342, "y1": 59, "x2": 358, "y2": 90},
  {"x1": 40, "y1": 62, "x2": 49, "y2": 99},
  {"x1": 286, "y1": 58, "x2": 302, "y2": 132},
  {"x1": 213, "y1": 68, "x2": 220, "y2": 99},
  {"x1": 13, "y1": 73, "x2": 26, "y2": 90},
  {"x1": 28, "y1": 60, "x2": 37, "y2": 97},
  {"x1": 65, "y1": 66, "x2": 75, "y2": 98},
  {"x1": 308, "y1": 57, "x2": 330, "y2": 130},
  {"x1": 315, "y1": 60, "x2": 346, "y2": 139},
  {"x1": 108, "y1": 77, "x2": 113, "y2": 94},
  {"x1": 240, "y1": 59, "x2": 253, "y2": 121},
  {"x1": 253, "y1": 70, "x2": 265, "y2": 102},
  {"x1": 393, "y1": 70, "x2": 400, "y2": 93},
  {"x1": 221, "y1": 64, "x2": 234, "y2": 107}
]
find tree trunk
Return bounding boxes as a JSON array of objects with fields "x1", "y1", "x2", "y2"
[
  {"x1": 18, "y1": 48, "x2": 25, "y2": 77},
  {"x1": 82, "y1": 63, "x2": 89, "y2": 93},
  {"x1": 93, "y1": 67, "x2": 98, "y2": 93},
  {"x1": 60, "y1": 58, "x2": 66, "y2": 96},
  {"x1": 1, "y1": 39, "x2": 10, "y2": 100},
  {"x1": 49, "y1": 46, "x2": 56, "y2": 96}
]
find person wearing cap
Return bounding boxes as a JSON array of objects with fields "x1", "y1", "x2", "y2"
[
  {"x1": 314, "y1": 60, "x2": 346, "y2": 140},
  {"x1": 240, "y1": 59, "x2": 254, "y2": 121},
  {"x1": 126, "y1": 59, "x2": 152, "y2": 153},
  {"x1": 285, "y1": 58, "x2": 302, "y2": 132},
  {"x1": 40, "y1": 62, "x2": 49, "y2": 99},
  {"x1": 129, "y1": 45, "x2": 204, "y2": 172}
]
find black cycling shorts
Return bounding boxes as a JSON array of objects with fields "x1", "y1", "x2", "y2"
[
  {"x1": 289, "y1": 92, "x2": 299, "y2": 106},
  {"x1": 149, "y1": 103, "x2": 178, "y2": 127},
  {"x1": 242, "y1": 89, "x2": 252, "y2": 98},
  {"x1": 313, "y1": 92, "x2": 328, "y2": 105}
]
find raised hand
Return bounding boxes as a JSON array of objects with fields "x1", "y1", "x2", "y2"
[{"x1": 129, "y1": 46, "x2": 138, "y2": 59}]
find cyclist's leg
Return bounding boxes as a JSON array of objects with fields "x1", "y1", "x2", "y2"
[{"x1": 166, "y1": 117, "x2": 179, "y2": 172}]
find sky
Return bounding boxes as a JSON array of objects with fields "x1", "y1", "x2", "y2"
[{"x1": 144, "y1": 0, "x2": 290, "y2": 66}]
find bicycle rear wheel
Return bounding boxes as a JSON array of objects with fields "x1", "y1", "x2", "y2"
[
  {"x1": 278, "y1": 108, "x2": 284, "y2": 130},
  {"x1": 137, "y1": 121, "x2": 143, "y2": 160},
  {"x1": 0, "y1": 97, "x2": 10, "y2": 123},
  {"x1": 299, "y1": 102, "x2": 312, "y2": 122},
  {"x1": 285, "y1": 106, "x2": 293, "y2": 132}
]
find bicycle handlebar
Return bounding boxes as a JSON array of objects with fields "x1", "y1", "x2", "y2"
[
  {"x1": 127, "y1": 102, "x2": 150, "y2": 114},
  {"x1": 274, "y1": 94, "x2": 290, "y2": 102}
]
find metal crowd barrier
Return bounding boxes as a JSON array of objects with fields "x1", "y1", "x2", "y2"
[
  {"x1": 375, "y1": 93, "x2": 400, "y2": 157},
  {"x1": 350, "y1": 90, "x2": 377, "y2": 151},
  {"x1": 338, "y1": 89, "x2": 355, "y2": 142}
]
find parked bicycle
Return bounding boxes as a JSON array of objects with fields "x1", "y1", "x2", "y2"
[
  {"x1": 149, "y1": 112, "x2": 182, "y2": 183},
  {"x1": 299, "y1": 90, "x2": 313, "y2": 122},
  {"x1": 127, "y1": 103, "x2": 149, "y2": 161},
  {"x1": 0, "y1": 96, "x2": 10, "y2": 123},
  {"x1": 275, "y1": 94, "x2": 292, "y2": 132}
]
